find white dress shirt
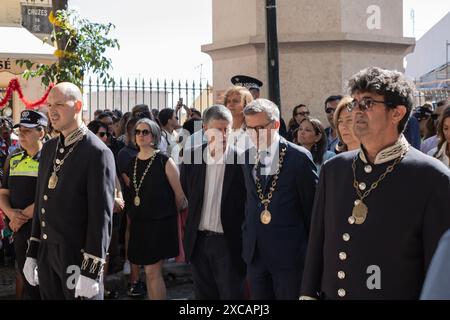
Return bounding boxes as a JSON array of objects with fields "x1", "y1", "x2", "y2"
[{"x1": 198, "y1": 147, "x2": 230, "y2": 233}]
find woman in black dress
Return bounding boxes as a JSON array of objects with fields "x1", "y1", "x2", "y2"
[{"x1": 126, "y1": 118, "x2": 187, "y2": 300}]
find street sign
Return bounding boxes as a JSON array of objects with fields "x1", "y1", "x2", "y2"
[{"x1": 21, "y1": 5, "x2": 53, "y2": 35}]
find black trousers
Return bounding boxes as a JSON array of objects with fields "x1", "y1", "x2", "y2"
[
  {"x1": 190, "y1": 232, "x2": 245, "y2": 300},
  {"x1": 37, "y1": 242, "x2": 104, "y2": 300},
  {"x1": 247, "y1": 244, "x2": 302, "y2": 300},
  {"x1": 13, "y1": 232, "x2": 41, "y2": 300}
]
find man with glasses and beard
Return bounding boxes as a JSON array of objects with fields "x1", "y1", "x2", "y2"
[{"x1": 300, "y1": 67, "x2": 450, "y2": 300}]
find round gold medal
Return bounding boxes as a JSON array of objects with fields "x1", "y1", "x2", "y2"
[
  {"x1": 352, "y1": 201, "x2": 368, "y2": 225},
  {"x1": 260, "y1": 210, "x2": 272, "y2": 225},
  {"x1": 48, "y1": 173, "x2": 58, "y2": 189},
  {"x1": 134, "y1": 196, "x2": 141, "y2": 207}
]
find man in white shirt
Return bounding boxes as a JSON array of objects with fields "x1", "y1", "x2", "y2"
[{"x1": 180, "y1": 105, "x2": 247, "y2": 299}]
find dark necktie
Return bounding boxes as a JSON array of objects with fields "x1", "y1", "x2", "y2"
[{"x1": 258, "y1": 151, "x2": 269, "y2": 186}]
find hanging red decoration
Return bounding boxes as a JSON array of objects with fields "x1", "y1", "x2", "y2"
[{"x1": 0, "y1": 78, "x2": 54, "y2": 110}]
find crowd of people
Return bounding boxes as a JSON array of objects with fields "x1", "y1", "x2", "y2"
[{"x1": 0, "y1": 67, "x2": 449, "y2": 300}]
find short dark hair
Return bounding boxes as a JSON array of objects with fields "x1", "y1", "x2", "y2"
[
  {"x1": 324, "y1": 95, "x2": 343, "y2": 108},
  {"x1": 97, "y1": 111, "x2": 114, "y2": 121},
  {"x1": 132, "y1": 104, "x2": 153, "y2": 120},
  {"x1": 437, "y1": 100, "x2": 448, "y2": 108},
  {"x1": 87, "y1": 120, "x2": 108, "y2": 135},
  {"x1": 126, "y1": 117, "x2": 139, "y2": 136},
  {"x1": 190, "y1": 108, "x2": 202, "y2": 118},
  {"x1": 158, "y1": 108, "x2": 175, "y2": 126},
  {"x1": 347, "y1": 66, "x2": 415, "y2": 134}
]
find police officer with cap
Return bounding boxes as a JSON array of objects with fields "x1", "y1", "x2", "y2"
[
  {"x1": 231, "y1": 75, "x2": 288, "y2": 138},
  {"x1": 0, "y1": 110, "x2": 47, "y2": 299},
  {"x1": 231, "y1": 75, "x2": 263, "y2": 100}
]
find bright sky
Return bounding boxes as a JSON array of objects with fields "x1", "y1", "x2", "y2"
[
  {"x1": 403, "y1": 0, "x2": 450, "y2": 39},
  {"x1": 68, "y1": 0, "x2": 449, "y2": 83}
]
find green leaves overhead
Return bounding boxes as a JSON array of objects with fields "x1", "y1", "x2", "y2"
[{"x1": 17, "y1": 9, "x2": 120, "y2": 89}]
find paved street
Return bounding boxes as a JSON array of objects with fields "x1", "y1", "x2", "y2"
[{"x1": 0, "y1": 260, "x2": 194, "y2": 300}]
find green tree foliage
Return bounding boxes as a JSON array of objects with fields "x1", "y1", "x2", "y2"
[{"x1": 17, "y1": 9, "x2": 119, "y2": 89}]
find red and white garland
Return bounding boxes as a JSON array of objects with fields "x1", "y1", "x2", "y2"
[{"x1": 0, "y1": 78, "x2": 54, "y2": 110}]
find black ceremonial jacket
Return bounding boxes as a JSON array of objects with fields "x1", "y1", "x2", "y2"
[
  {"x1": 301, "y1": 136, "x2": 450, "y2": 299},
  {"x1": 27, "y1": 128, "x2": 115, "y2": 280}
]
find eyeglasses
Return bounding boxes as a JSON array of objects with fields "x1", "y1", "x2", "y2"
[
  {"x1": 245, "y1": 120, "x2": 274, "y2": 133},
  {"x1": 295, "y1": 111, "x2": 310, "y2": 117},
  {"x1": 98, "y1": 132, "x2": 111, "y2": 138},
  {"x1": 346, "y1": 98, "x2": 395, "y2": 112},
  {"x1": 325, "y1": 107, "x2": 335, "y2": 114},
  {"x1": 135, "y1": 129, "x2": 151, "y2": 136}
]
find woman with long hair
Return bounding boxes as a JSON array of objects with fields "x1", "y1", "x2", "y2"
[
  {"x1": 428, "y1": 106, "x2": 450, "y2": 167},
  {"x1": 294, "y1": 117, "x2": 335, "y2": 173},
  {"x1": 287, "y1": 104, "x2": 310, "y2": 142}
]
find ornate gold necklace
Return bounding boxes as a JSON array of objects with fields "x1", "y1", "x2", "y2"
[
  {"x1": 254, "y1": 145, "x2": 287, "y2": 225},
  {"x1": 48, "y1": 129, "x2": 85, "y2": 189},
  {"x1": 350, "y1": 152, "x2": 405, "y2": 225},
  {"x1": 132, "y1": 151, "x2": 158, "y2": 207}
]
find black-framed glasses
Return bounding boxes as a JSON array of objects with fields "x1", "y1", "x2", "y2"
[
  {"x1": 347, "y1": 98, "x2": 395, "y2": 112},
  {"x1": 98, "y1": 132, "x2": 111, "y2": 138},
  {"x1": 135, "y1": 129, "x2": 151, "y2": 136},
  {"x1": 325, "y1": 107, "x2": 335, "y2": 114},
  {"x1": 296, "y1": 111, "x2": 310, "y2": 117},
  {"x1": 245, "y1": 120, "x2": 274, "y2": 133}
]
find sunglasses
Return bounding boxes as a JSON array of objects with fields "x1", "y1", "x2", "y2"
[
  {"x1": 296, "y1": 111, "x2": 310, "y2": 117},
  {"x1": 135, "y1": 129, "x2": 151, "y2": 136},
  {"x1": 325, "y1": 107, "x2": 335, "y2": 114},
  {"x1": 98, "y1": 132, "x2": 111, "y2": 138},
  {"x1": 346, "y1": 98, "x2": 395, "y2": 112}
]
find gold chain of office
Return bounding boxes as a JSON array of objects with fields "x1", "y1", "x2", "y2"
[
  {"x1": 48, "y1": 132, "x2": 84, "y2": 189},
  {"x1": 350, "y1": 153, "x2": 405, "y2": 224},
  {"x1": 132, "y1": 152, "x2": 158, "y2": 207},
  {"x1": 254, "y1": 146, "x2": 287, "y2": 225}
]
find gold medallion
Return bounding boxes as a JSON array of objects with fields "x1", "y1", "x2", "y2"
[
  {"x1": 134, "y1": 196, "x2": 141, "y2": 207},
  {"x1": 48, "y1": 173, "x2": 58, "y2": 189},
  {"x1": 352, "y1": 201, "x2": 368, "y2": 225},
  {"x1": 260, "y1": 210, "x2": 272, "y2": 225}
]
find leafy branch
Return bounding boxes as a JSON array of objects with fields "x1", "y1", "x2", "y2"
[{"x1": 16, "y1": 9, "x2": 120, "y2": 89}]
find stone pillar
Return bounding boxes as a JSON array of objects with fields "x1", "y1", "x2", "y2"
[{"x1": 202, "y1": 0, "x2": 415, "y2": 124}]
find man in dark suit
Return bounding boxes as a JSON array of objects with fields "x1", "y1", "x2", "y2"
[
  {"x1": 242, "y1": 98, "x2": 318, "y2": 300},
  {"x1": 180, "y1": 105, "x2": 247, "y2": 299}
]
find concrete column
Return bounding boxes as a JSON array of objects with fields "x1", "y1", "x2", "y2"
[{"x1": 202, "y1": 0, "x2": 415, "y2": 123}]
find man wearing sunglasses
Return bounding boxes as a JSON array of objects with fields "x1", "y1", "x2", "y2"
[
  {"x1": 301, "y1": 67, "x2": 450, "y2": 300},
  {"x1": 324, "y1": 95, "x2": 343, "y2": 152}
]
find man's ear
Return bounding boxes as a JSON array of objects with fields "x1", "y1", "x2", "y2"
[
  {"x1": 74, "y1": 100, "x2": 83, "y2": 113},
  {"x1": 273, "y1": 120, "x2": 280, "y2": 129},
  {"x1": 392, "y1": 105, "x2": 407, "y2": 125}
]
